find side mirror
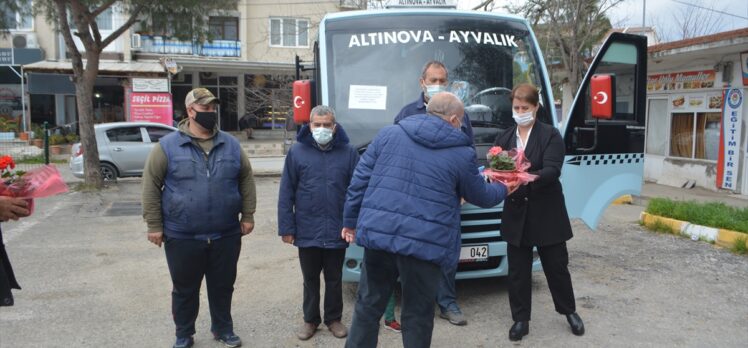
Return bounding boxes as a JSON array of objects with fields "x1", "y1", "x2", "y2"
[
  {"x1": 590, "y1": 74, "x2": 615, "y2": 119},
  {"x1": 292, "y1": 80, "x2": 313, "y2": 124}
]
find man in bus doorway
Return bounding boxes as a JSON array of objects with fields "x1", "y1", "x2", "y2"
[{"x1": 394, "y1": 60, "x2": 473, "y2": 326}]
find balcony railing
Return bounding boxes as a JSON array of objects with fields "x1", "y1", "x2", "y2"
[{"x1": 137, "y1": 35, "x2": 241, "y2": 57}]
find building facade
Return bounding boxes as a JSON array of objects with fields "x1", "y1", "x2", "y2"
[
  {"x1": 1, "y1": 0, "x2": 365, "y2": 133},
  {"x1": 643, "y1": 28, "x2": 748, "y2": 194}
]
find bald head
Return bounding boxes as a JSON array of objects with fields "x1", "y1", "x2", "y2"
[{"x1": 426, "y1": 92, "x2": 464, "y2": 120}]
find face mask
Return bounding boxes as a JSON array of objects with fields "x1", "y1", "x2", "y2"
[
  {"x1": 194, "y1": 111, "x2": 217, "y2": 130},
  {"x1": 424, "y1": 84, "x2": 446, "y2": 99},
  {"x1": 512, "y1": 111, "x2": 534, "y2": 126},
  {"x1": 312, "y1": 127, "x2": 334, "y2": 145}
]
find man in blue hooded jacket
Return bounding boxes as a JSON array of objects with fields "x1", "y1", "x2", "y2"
[
  {"x1": 342, "y1": 92, "x2": 513, "y2": 348},
  {"x1": 278, "y1": 105, "x2": 359, "y2": 341},
  {"x1": 395, "y1": 60, "x2": 474, "y2": 326}
]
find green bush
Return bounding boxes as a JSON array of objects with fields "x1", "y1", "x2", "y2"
[
  {"x1": 48, "y1": 134, "x2": 66, "y2": 145},
  {"x1": 31, "y1": 124, "x2": 45, "y2": 139},
  {"x1": 646, "y1": 198, "x2": 748, "y2": 234}
]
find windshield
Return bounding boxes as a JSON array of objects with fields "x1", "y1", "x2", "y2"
[{"x1": 324, "y1": 13, "x2": 549, "y2": 148}]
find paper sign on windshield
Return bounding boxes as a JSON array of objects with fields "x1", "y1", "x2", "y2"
[{"x1": 349, "y1": 85, "x2": 387, "y2": 110}]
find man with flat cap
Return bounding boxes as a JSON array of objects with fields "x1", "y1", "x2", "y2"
[{"x1": 143, "y1": 88, "x2": 257, "y2": 348}]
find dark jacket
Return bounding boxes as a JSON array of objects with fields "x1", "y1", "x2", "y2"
[
  {"x1": 1, "y1": 226, "x2": 20, "y2": 307},
  {"x1": 394, "y1": 92, "x2": 474, "y2": 144},
  {"x1": 344, "y1": 114, "x2": 507, "y2": 268},
  {"x1": 493, "y1": 122, "x2": 573, "y2": 247},
  {"x1": 160, "y1": 130, "x2": 243, "y2": 240},
  {"x1": 278, "y1": 124, "x2": 359, "y2": 249}
]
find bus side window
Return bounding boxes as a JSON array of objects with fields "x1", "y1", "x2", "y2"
[{"x1": 587, "y1": 42, "x2": 640, "y2": 125}]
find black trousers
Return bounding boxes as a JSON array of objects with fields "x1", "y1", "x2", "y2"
[
  {"x1": 507, "y1": 242, "x2": 576, "y2": 322},
  {"x1": 346, "y1": 248, "x2": 441, "y2": 348},
  {"x1": 298, "y1": 247, "x2": 346, "y2": 325},
  {"x1": 164, "y1": 234, "x2": 241, "y2": 338}
]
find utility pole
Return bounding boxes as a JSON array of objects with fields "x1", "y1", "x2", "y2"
[{"x1": 642, "y1": 0, "x2": 646, "y2": 27}]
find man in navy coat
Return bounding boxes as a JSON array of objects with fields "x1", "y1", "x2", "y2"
[
  {"x1": 343, "y1": 93, "x2": 513, "y2": 348},
  {"x1": 278, "y1": 105, "x2": 359, "y2": 341},
  {"x1": 395, "y1": 60, "x2": 474, "y2": 325}
]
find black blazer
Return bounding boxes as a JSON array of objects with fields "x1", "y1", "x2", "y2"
[
  {"x1": 1, "y1": 227, "x2": 20, "y2": 307},
  {"x1": 493, "y1": 122, "x2": 573, "y2": 247}
]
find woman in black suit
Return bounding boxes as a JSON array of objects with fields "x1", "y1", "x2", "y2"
[{"x1": 494, "y1": 84, "x2": 584, "y2": 341}]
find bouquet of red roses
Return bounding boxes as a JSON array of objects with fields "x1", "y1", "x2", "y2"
[
  {"x1": 0, "y1": 155, "x2": 69, "y2": 214},
  {"x1": 483, "y1": 146, "x2": 538, "y2": 187}
]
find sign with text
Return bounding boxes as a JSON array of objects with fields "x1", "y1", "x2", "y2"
[
  {"x1": 132, "y1": 78, "x2": 169, "y2": 92},
  {"x1": 647, "y1": 70, "x2": 716, "y2": 92},
  {"x1": 717, "y1": 88, "x2": 743, "y2": 191},
  {"x1": 388, "y1": 0, "x2": 456, "y2": 7},
  {"x1": 130, "y1": 92, "x2": 173, "y2": 126}
]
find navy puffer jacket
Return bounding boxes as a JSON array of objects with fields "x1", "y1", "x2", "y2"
[
  {"x1": 343, "y1": 114, "x2": 507, "y2": 268},
  {"x1": 278, "y1": 123, "x2": 359, "y2": 249}
]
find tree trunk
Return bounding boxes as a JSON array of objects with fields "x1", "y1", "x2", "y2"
[{"x1": 77, "y1": 51, "x2": 104, "y2": 188}]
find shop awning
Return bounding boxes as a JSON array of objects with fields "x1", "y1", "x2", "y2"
[{"x1": 22, "y1": 60, "x2": 167, "y2": 78}]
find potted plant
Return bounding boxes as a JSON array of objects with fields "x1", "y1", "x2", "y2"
[
  {"x1": 64, "y1": 134, "x2": 79, "y2": 154},
  {"x1": 31, "y1": 124, "x2": 45, "y2": 148},
  {"x1": 48, "y1": 134, "x2": 66, "y2": 155},
  {"x1": 0, "y1": 118, "x2": 17, "y2": 140}
]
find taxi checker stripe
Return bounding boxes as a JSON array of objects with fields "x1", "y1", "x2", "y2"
[{"x1": 566, "y1": 153, "x2": 643, "y2": 166}]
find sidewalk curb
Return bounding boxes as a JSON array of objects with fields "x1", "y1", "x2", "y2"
[
  {"x1": 640, "y1": 212, "x2": 747, "y2": 250},
  {"x1": 612, "y1": 195, "x2": 633, "y2": 205}
]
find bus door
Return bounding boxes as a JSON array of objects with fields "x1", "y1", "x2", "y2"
[{"x1": 561, "y1": 33, "x2": 648, "y2": 229}]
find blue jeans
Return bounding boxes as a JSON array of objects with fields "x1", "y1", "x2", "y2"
[
  {"x1": 437, "y1": 263, "x2": 459, "y2": 313},
  {"x1": 345, "y1": 248, "x2": 441, "y2": 348}
]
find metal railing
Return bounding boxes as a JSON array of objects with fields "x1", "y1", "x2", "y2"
[
  {"x1": 137, "y1": 35, "x2": 241, "y2": 57},
  {"x1": 0, "y1": 122, "x2": 50, "y2": 173}
]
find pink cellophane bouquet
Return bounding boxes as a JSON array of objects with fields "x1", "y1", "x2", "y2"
[
  {"x1": 0, "y1": 155, "x2": 69, "y2": 214},
  {"x1": 483, "y1": 146, "x2": 538, "y2": 187}
]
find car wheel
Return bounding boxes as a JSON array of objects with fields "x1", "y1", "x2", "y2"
[{"x1": 100, "y1": 163, "x2": 118, "y2": 181}]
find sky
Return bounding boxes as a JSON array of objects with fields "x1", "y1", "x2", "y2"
[{"x1": 457, "y1": 0, "x2": 748, "y2": 43}]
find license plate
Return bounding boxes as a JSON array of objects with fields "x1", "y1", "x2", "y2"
[{"x1": 459, "y1": 244, "x2": 489, "y2": 263}]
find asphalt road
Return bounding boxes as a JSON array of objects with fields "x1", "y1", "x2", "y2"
[{"x1": 0, "y1": 178, "x2": 746, "y2": 347}]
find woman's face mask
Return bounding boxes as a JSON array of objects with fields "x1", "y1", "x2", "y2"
[
  {"x1": 512, "y1": 111, "x2": 534, "y2": 126},
  {"x1": 512, "y1": 101, "x2": 536, "y2": 127}
]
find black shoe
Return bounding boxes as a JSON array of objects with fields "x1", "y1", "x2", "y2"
[
  {"x1": 566, "y1": 313, "x2": 585, "y2": 336},
  {"x1": 508, "y1": 321, "x2": 529, "y2": 341},
  {"x1": 173, "y1": 336, "x2": 194, "y2": 348}
]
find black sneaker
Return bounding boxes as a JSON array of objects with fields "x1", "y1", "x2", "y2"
[
  {"x1": 173, "y1": 336, "x2": 194, "y2": 348},
  {"x1": 214, "y1": 332, "x2": 242, "y2": 347}
]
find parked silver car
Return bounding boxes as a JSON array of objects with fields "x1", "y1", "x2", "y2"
[{"x1": 69, "y1": 122, "x2": 177, "y2": 180}]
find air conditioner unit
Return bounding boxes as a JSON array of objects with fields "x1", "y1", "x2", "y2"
[
  {"x1": 131, "y1": 33, "x2": 142, "y2": 49},
  {"x1": 12, "y1": 33, "x2": 39, "y2": 49}
]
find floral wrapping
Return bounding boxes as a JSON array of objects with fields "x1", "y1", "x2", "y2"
[
  {"x1": 0, "y1": 156, "x2": 69, "y2": 214},
  {"x1": 483, "y1": 146, "x2": 539, "y2": 187}
]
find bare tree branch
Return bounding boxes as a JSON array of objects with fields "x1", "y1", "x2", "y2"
[
  {"x1": 90, "y1": 0, "x2": 117, "y2": 18},
  {"x1": 101, "y1": 4, "x2": 145, "y2": 49}
]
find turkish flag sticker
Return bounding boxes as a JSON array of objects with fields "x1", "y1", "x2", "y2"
[{"x1": 590, "y1": 75, "x2": 614, "y2": 120}]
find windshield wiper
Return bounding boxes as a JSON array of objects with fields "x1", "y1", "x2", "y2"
[{"x1": 470, "y1": 120, "x2": 502, "y2": 128}]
